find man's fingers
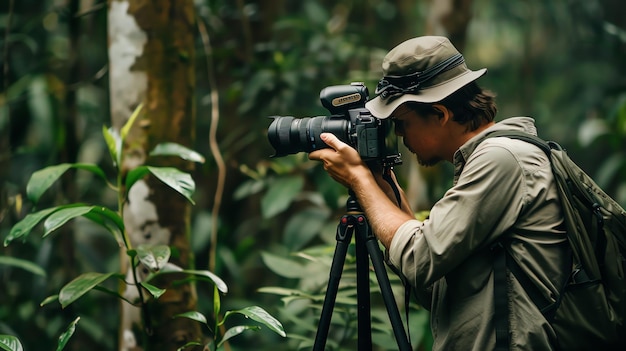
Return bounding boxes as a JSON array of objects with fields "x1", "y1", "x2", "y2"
[
  {"x1": 320, "y1": 132, "x2": 341, "y2": 150},
  {"x1": 309, "y1": 132, "x2": 352, "y2": 161}
]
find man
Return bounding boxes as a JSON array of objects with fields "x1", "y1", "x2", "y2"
[{"x1": 309, "y1": 36, "x2": 570, "y2": 350}]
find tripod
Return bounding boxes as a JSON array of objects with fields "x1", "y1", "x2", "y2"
[{"x1": 313, "y1": 190, "x2": 412, "y2": 351}]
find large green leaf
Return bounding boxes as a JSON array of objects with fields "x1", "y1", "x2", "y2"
[
  {"x1": 0, "y1": 256, "x2": 46, "y2": 276},
  {"x1": 148, "y1": 166, "x2": 196, "y2": 204},
  {"x1": 261, "y1": 176, "x2": 304, "y2": 219},
  {"x1": 56, "y1": 317, "x2": 80, "y2": 351},
  {"x1": 0, "y1": 335, "x2": 23, "y2": 351},
  {"x1": 27, "y1": 163, "x2": 108, "y2": 204},
  {"x1": 43, "y1": 206, "x2": 94, "y2": 237},
  {"x1": 59, "y1": 272, "x2": 118, "y2": 308},
  {"x1": 222, "y1": 306, "x2": 286, "y2": 337},
  {"x1": 174, "y1": 311, "x2": 209, "y2": 329},
  {"x1": 283, "y1": 207, "x2": 330, "y2": 251},
  {"x1": 81, "y1": 206, "x2": 125, "y2": 243},
  {"x1": 184, "y1": 269, "x2": 228, "y2": 294},
  {"x1": 4, "y1": 207, "x2": 58, "y2": 246},
  {"x1": 125, "y1": 166, "x2": 151, "y2": 192},
  {"x1": 232, "y1": 178, "x2": 266, "y2": 200},
  {"x1": 27, "y1": 164, "x2": 71, "y2": 203},
  {"x1": 144, "y1": 264, "x2": 228, "y2": 294},
  {"x1": 150, "y1": 142, "x2": 206, "y2": 163},
  {"x1": 261, "y1": 251, "x2": 307, "y2": 278},
  {"x1": 127, "y1": 167, "x2": 196, "y2": 204},
  {"x1": 136, "y1": 244, "x2": 170, "y2": 271},
  {"x1": 42, "y1": 205, "x2": 123, "y2": 239}
]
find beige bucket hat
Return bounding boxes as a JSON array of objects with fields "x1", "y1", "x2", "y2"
[{"x1": 365, "y1": 36, "x2": 487, "y2": 118}]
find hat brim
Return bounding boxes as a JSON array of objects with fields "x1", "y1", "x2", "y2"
[{"x1": 365, "y1": 68, "x2": 487, "y2": 119}]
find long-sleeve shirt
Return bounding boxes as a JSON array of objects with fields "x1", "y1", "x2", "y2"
[{"x1": 387, "y1": 117, "x2": 570, "y2": 351}]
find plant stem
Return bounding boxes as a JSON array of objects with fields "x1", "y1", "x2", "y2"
[{"x1": 116, "y1": 160, "x2": 151, "y2": 343}]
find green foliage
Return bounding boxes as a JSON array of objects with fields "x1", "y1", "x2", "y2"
[
  {"x1": 175, "y1": 290, "x2": 285, "y2": 351},
  {"x1": 2, "y1": 106, "x2": 284, "y2": 350},
  {"x1": 0, "y1": 256, "x2": 46, "y2": 277},
  {"x1": 259, "y1": 245, "x2": 432, "y2": 351},
  {"x1": 0, "y1": 335, "x2": 23, "y2": 351},
  {"x1": 0, "y1": 317, "x2": 79, "y2": 351},
  {"x1": 55, "y1": 317, "x2": 80, "y2": 351}
]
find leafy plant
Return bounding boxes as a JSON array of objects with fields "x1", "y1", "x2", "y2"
[
  {"x1": 2, "y1": 105, "x2": 285, "y2": 350},
  {"x1": 0, "y1": 316, "x2": 79, "y2": 351}
]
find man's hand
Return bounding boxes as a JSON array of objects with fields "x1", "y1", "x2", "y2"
[
  {"x1": 309, "y1": 132, "x2": 416, "y2": 249},
  {"x1": 308, "y1": 133, "x2": 371, "y2": 189}
]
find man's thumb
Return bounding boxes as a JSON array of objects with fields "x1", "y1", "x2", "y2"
[{"x1": 320, "y1": 133, "x2": 338, "y2": 149}]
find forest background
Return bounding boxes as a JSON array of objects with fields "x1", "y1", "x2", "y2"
[{"x1": 1, "y1": 0, "x2": 625, "y2": 350}]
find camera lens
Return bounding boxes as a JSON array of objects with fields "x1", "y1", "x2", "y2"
[{"x1": 268, "y1": 115, "x2": 349, "y2": 157}]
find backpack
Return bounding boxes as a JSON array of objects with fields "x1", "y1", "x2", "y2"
[{"x1": 475, "y1": 130, "x2": 626, "y2": 351}]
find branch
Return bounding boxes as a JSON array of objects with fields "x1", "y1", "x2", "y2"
[{"x1": 197, "y1": 18, "x2": 226, "y2": 274}]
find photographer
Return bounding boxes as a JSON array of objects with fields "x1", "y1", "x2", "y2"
[{"x1": 309, "y1": 36, "x2": 569, "y2": 350}]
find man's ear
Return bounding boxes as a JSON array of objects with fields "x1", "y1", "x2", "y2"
[{"x1": 432, "y1": 104, "x2": 452, "y2": 125}]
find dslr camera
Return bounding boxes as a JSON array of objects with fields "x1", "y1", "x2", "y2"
[{"x1": 267, "y1": 82, "x2": 401, "y2": 166}]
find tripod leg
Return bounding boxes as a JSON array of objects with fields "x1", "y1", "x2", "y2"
[
  {"x1": 313, "y1": 217, "x2": 353, "y2": 351},
  {"x1": 364, "y1": 233, "x2": 412, "y2": 351},
  {"x1": 355, "y1": 216, "x2": 372, "y2": 351}
]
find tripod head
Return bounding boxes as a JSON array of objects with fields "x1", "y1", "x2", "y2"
[{"x1": 345, "y1": 189, "x2": 363, "y2": 213}]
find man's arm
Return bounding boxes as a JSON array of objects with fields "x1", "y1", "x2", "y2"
[
  {"x1": 369, "y1": 162, "x2": 414, "y2": 216},
  {"x1": 308, "y1": 133, "x2": 415, "y2": 249}
]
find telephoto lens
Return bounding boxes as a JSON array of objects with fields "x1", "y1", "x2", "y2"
[{"x1": 267, "y1": 115, "x2": 349, "y2": 157}]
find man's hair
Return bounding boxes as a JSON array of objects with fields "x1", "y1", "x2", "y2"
[{"x1": 405, "y1": 82, "x2": 497, "y2": 131}]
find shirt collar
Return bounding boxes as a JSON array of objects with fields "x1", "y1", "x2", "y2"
[{"x1": 452, "y1": 117, "x2": 538, "y2": 184}]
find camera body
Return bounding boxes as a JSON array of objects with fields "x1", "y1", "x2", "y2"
[{"x1": 268, "y1": 82, "x2": 401, "y2": 166}]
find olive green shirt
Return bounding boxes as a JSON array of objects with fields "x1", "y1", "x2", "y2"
[{"x1": 387, "y1": 117, "x2": 569, "y2": 351}]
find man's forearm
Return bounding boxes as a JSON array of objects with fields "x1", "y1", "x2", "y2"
[
  {"x1": 373, "y1": 169, "x2": 414, "y2": 216},
  {"x1": 351, "y1": 172, "x2": 415, "y2": 249}
]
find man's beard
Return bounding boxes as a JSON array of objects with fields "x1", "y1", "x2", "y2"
[
  {"x1": 416, "y1": 154, "x2": 442, "y2": 167},
  {"x1": 403, "y1": 141, "x2": 442, "y2": 167}
]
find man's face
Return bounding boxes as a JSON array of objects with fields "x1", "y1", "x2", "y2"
[{"x1": 391, "y1": 103, "x2": 445, "y2": 167}]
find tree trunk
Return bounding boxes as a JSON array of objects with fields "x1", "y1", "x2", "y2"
[{"x1": 107, "y1": 1, "x2": 201, "y2": 350}]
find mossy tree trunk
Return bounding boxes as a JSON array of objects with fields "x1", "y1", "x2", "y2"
[{"x1": 107, "y1": 1, "x2": 202, "y2": 350}]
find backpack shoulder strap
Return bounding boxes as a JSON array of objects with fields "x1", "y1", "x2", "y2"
[
  {"x1": 472, "y1": 130, "x2": 553, "y2": 157},
  {"x1": 476, "y1": 130, "x2": 559, "y2": 351}
]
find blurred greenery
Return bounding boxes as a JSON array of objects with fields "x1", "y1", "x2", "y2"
[{"x1": 1, "y1": 0, "x2": 625, "y2": 350}]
